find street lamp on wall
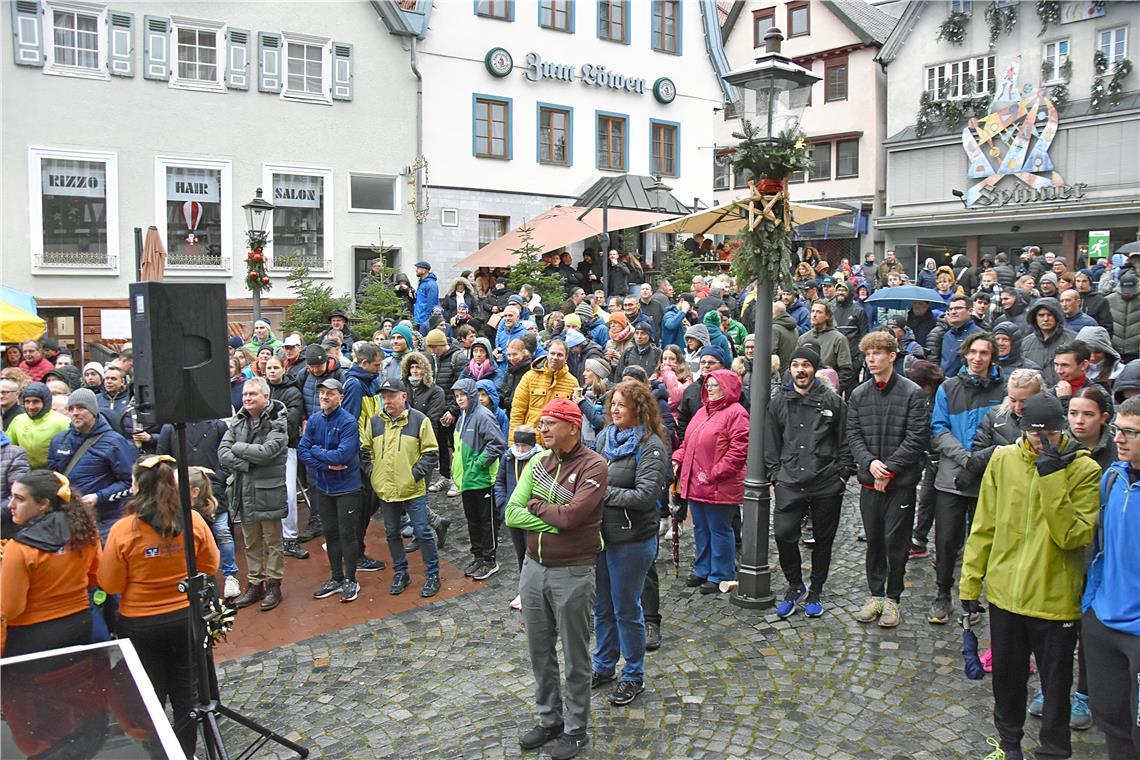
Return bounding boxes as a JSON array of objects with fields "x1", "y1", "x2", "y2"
[{"x1": 242, "y1": 188, "x2": 275, "y2": 322}]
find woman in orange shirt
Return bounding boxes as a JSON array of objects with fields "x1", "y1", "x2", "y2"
[
  {"x1": 98, "y1": 455, "x2": 219, "y2": 757},
  {"x1": 1, "y1": 469, "x2": 100, "y2": 656}
]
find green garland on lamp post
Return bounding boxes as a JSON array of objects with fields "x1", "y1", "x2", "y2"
[{"x1": 245, "y1": 230, "x2": 272, "y2": 321}]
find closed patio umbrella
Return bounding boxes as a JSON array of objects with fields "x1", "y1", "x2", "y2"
[{"x1": 139, "y1": 225, "x2": 166, "y2": 281}]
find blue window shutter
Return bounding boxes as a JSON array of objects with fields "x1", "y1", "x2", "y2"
[
  {"x1": 143, "y1": 15, "x2": 170, "y2": 80},
  {"x1": 258, "y1": 32, "x2": 282, "y2": 93},
  {"x1": 226, "y1": 28, "x2": 250, "y2": 90},
  {"x1": 11, "y1": 0, "x2": 43, "y2": 67},
  {"x1": 107, "y1": 10, "x2": 134, "y2": 77},
  {"x1": 331, "y1": 42, "x2": 352, "y2": 101}
]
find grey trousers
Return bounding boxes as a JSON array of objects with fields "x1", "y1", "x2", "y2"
[{"x1": 519, "y1": 556, "x2": 596, "y2": 735}]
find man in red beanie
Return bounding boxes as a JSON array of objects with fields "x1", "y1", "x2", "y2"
[{"x1": 504, "y1": 397, "x2": 607, "y2": 760}]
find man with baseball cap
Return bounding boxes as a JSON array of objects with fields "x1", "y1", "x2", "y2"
[
  {"x1": 298, "y1": 378, "x2": 368, "y2": 603},
  {"x1": 505, "y1": 397, "x2": 607, "y2": 759},
  {"x1": 960, "y1": 393, "x2": 1099, "y2": 760},
  {"x1": 279, "y1": 334, "x2": 305, "y2": 378}
]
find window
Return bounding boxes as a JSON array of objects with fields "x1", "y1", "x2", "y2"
[
  {"x1": 474, "y1": 96, "x2": 511, "y2": 159},
  {"x1": 925, "y1": 54, "x2": 996, "y2": 99},
  {"x1": 538, "y1": 105, "x2": 571, "y2": 165},
  {"x1": 157, "y1": 158, "x2": 232, "y2": 269},
  {"x1": 266, "y1": 166, "x2": 332, "y2": 272},
  {"x1": 651, "y1": 120, "x2": 679, "y2": 177},
  {"x1": 43, "y1": 2, "x2": 106, "y2": 77},
  {"x1": 597, "y1": 112, "x2": 627, "y2": 171},
  {"x1": 753, "y1": 8, "x2": 775, "y2": 48},
  {"x1": 787, "y1": 1, "x2": 809, "y2": 37},
  {"x1": 170, "y1": 18, "x2": 225, "y2": 90},
  {"x1": 652, "y1": 1, "x2": 679, "y2": 54},
  {"x1": 808, "y1": 143, "x2": 831, "y2": 181},
  {"x1": 479, "y1": 215, "x2": 508, "y2": 248},
  {"x1": 539, "y1": 0, "x2": 571, "y2": 31},
  {"x1": 598, "y1": 0, "x2": 627, "y2": 43},
  {"x1": 1098, "y1": 27, "x2": 1127, "y2": 67},
  {"x1": 836, "y1": 139, "x2": 859, "y2": 178},
  {"x1": 733, "y1": 166, "x2": 753, "y2": 189},
  {"x1": 476, "y1": 0, "x2": 513, "y2": 20},
  {"x1": 949, "y1": 0, "x2": 972, "y2": 13},
  {"x1": 286, "y1": 41, "x2": 324, "y2": 95},
  {"x1": 29, "y1": 147, "x2": 119, "y2": 272},
  {"x1": 825, "y1": 58, "x2": 848, "y2": 101},
  {"x1": 1042, "y1": 39, "x2": 1070, "y2": 82},
  {"x1": 713, "y1": 153, "x2": 731, "y2": 191},
  {"x1": 349, "y1": 174, "x2": 398, "y2": 213}
]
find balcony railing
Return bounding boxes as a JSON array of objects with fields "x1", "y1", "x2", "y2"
[
  {"x1": 167, "y1": 252, "x2": 230, "y2": 269},
  {"x1": 36, "y1": 250, "x2": 116, "y2": 268},
  {"x1": 269, "y1": 254, "x2": 332, "y2": 272}
]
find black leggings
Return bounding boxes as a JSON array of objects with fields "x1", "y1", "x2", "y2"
[
  {"x1": 118, "y1": 608, "x2": 197, "y2": 758},
  {"x1": 3, "y1": 609, "x2": 92, "y2": 657},
  {"x1": 314, "y1": 489, "x2": 362, "y2": 582}
]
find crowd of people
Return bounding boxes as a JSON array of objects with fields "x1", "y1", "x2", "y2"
[{"x1": 2, "y1": 243, "x2": 1138, "y2": 760}]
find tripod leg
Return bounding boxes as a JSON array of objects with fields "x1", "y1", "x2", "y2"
[
  {"x1": 201, "y1": 710, "x2": 230, "y2": 760},
  {"x1": 216, "y1": 703, "x2": 310, "y2": 758}
]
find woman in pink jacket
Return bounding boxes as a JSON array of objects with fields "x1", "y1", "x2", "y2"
[
  {"x1": 656, "y1": 345, "x2": 692, "y2": 422},
  {"x1": 672, "y1": 369, "x2": 749, "y2": 594}
]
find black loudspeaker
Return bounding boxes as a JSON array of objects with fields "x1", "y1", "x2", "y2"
[{"x1": 129, "y1": 282, "x2": 231, "y2": 427}]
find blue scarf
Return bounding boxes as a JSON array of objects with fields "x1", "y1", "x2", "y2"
[{"x1": 602, "y1": 423, "x2": 643, "y2": 460}]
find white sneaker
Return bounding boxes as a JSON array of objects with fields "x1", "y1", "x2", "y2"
[
  {"x1": 509, "y1": 594, "x2": 522, "y2": 610},
  {"x1": 446, "y1": 484, "x2": 460, "y2": 497},
  {"x1": 428, "y1": 478, "x2": 450, "y2": 493},
  {"x1": 658, "y1": 518, "x2": 670, "y2": 536},
  {"x1": 223, "y1": 575, "x2": 240, "y2": 599}
]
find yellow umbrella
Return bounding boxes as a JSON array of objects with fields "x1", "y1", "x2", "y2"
[
  {"x1": 1, "y1": 301, "x2": 46, "y2": 343},
  {"x1": 646, "y1": 196, "x2": 846, "y2": 235}
]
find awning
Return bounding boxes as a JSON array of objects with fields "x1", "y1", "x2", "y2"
[
  {"x1": 1, "y1": 301, "x2": 46, "y2": 344},
  {"x1": 457, "y1": 205, "x2": 675, "y2": 269},
  {"x1": 646, "y1": 196, "x2": 846, "y2": 236}
]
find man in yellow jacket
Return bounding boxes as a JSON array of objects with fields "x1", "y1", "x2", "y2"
[
  {"x1": 508, "y1": 340, "x2": 578, "y2": 445},
  {"x1": 960, "y1": 393, "x2": 1099, "y2": 760}
]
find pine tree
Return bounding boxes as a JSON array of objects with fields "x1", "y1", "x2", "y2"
[
  {"x1": 508, "y1": 225, "x2": 565, "y2": 316},
  {"x1": 354, "y1": 248, "x2": 410, "y2": 339},
  {"x1": 660, "y1": 242, "x2": 702, "y2": 294},
  {"x1": 282, "y1": 268, "x2": 350, "y2": 344}
]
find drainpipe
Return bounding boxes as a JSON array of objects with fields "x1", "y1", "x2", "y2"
[{"x1": 410, "y1": 37, "x2": 424, "y2": 267}]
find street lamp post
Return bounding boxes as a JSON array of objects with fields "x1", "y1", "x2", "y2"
[
  {"x1": 242, "y1": 188, "x2": 275, "y2": 322},
  {"x1": 648, "y1": 175, "x2": 673, "y2": 267},
  {"x1": 722, "y1": 28, "x2": 820, "y2": 610}
]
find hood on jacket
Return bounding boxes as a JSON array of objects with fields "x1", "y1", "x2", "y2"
[
  {"x1": 773, "y1": 312, "x2": 797, "y2": 331},
  {"x1": 20, "y1": 382, "x2": 52, "y2": 419},
  {"x1": 44, "y1": 364, "x2": 82, "y2": 390},
  {"x1": 13, "y1": 509, "x2": 71, "y2": 553},
  {"x1": 1025, "y1": 297, "x2": 1065, "y2": 339},
  {"x1": 703, "y1": 368, "x2": 742, "y2": 413},
  {"x1": 451, "y1": 378, "x2": 478, "y2": 401},
  {"x1": 992, "y1": 321, "x2": 1025, "y2": 363},
  {"x1": 346, "y1": 364, "x2": 378, "y2": 383},
  {"x1": 419, "y1": 271, "x2": 438, "y2": 284},
  {"x1": 1003, "y1": 289, "x2": 1029, "y2": 317},
  {"x1": 401, "y1": 351, "x2": 435, "y2": 385},
  {"x1": 390, "y1": 324, "x2": 416, "y2": 351},
  {"x1": 952, "y1": 254, "x2": 970, "y2": 271},
  {"x1": 684, "y1": 323, "x2": 711, "y2": 349},
  {"x1": 472, "y1": 336, "x2": 495, "y2": 361},
  {"x1": 1075, "y1": 325, "x2": 1119, "y2": 361},
  {"x1": 447, "y1": 277, "x2": 474, "y2": 297},
  {"x1": 475, "y1": 378, "x2": 500, "y2": 408},
  {"x1": 1114, "y1": 359, "x2": 1140, "y2": 403}
]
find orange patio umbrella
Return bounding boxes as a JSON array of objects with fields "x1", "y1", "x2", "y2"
[{"x1": 139, "y1": 225, "x2": 166, "y2": 281}]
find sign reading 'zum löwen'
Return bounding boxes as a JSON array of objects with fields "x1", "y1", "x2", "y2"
[{"x1": 484, "y1": 48, "x2": 676, "y2": 104}]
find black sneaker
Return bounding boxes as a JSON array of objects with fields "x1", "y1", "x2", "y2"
[
  {"x1": 283, "y1": 539, "x2": 310, "y2": 559},
  {"x1": 463, "y1": 559, "x2": 481, "y2": 577},
  {"x1": 357, "y1": 556, "x2": 386, "y2": 572},
  {"x1": 519, "y1": 722, "x2": 563, "y2": 751},
  {"x1": 297, "y1": 523, "x2": 323, "y2": 543},
  {"x1": 608, "y1": 680, "x2": 644, "y2": 706},
  {"x1": 685, "y1": 574, "x2": 706, "y2": 588},
  {"x1": 340, "y1": 579, "x2": 359, "y2": 603},
  {"x1": 434, "y1": 517, "x2": 450, "y2": 549},
  {"x1": 547, "y1": 731, "x2": 589, "y2": 760},
  {"x1": 389, "y1": 571, "x2": 410, "y2": 595},
  {"x1": 699, "y1": 581, "x2": 719, "y2": 595},
  {"x1": 421, "y1": 574, "x2": 440, "y2": 598},
  {"x1": 313, "y1": 578, "x2": 341, "y2": 599},
  {"x1": 472, "y1": 562, "x2": 499, "y2": 581},
  {"x1": 590, "y1": 671, "x2": 615, "y2": 690},
  {"x1": 645, "y1": 622, "x2": 661, "y2": 651}
]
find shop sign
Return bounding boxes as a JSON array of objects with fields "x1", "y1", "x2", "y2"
[
  {"x1": 1088, "y1": 230, "x2": 1110, "y2": 260},
  {"x1": 42, "y1": 161, "x2": 105, "y2": 198},
  {"x1": 167, "y1": 168, "x2": 220, "y2": 203},
  {"x1": 961, "y1": 55, "x2": 1089, "y2": 209},
  {"x1": 273, "y1": 174, "x2": 322, "y2": 208},
  {"x1": 1060, "y1": 1, "x2": 1105, "y2": 24},
  {"x1": 485, "y1": 47, "x2": 676, "y2": 104}
]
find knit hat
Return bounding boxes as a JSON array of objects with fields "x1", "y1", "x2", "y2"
[
  {"x1": 585, "y1": 358, "x2": 611, "y2": 379},
  {"x1": 66, "y1": 387, "x2": 99, "y2": 418},
  {"x1": 1039, "y1": 272, "x2": 1059, "y2": 286},
  {"x1": 389, "y1": 324, "x2": 415, "y2": 349},
  {"x1": 1018, "y1": 393, "x2": 1065, "y2": 431},
  {"x1": 563, "y1": 313, "x2": 582, "y2": 329},
  {"x1": 540, "y1": 397, "x2": 582, "y2": 428},
  {"x1": 228, "y1": 335, "x2": 244, "y2": 349},
  {"x1": 254, "y1": 318, "x2": 271, "y2": 329},
  {"x1": 424, "y1": 329, "x2": 449, "y2": 347},
  {"x1": 575, "y1": 302, "x2": 595, "y2": 323},
  {"x1": 565, "y1": 330, "x2": 586, "y2": 349},
  {"x1": 608, "y1": 312, "x2": 629, "y2": 328},
  {"x1": 789, "y1": 346, "x2": 821, "y2": 369},
  {"x1": 82, "y1": 361, "x2": 105, "y2": 379},
  {"x1": 699, "y1": 344, "x2": 731, "y2": 368},
  {"x1": 304, "y1": 345, "x2": 328, "y2": 365}
]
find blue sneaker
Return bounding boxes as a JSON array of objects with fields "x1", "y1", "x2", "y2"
[
  {"x1": 1070, "y1": 692, "x2": 1092, "y2": 730},
  {"x1": 1028, "y1": 690, "x2": 1044, "y2": 717},
  {"x1": 775, "y1": 584, "x2": 807, "y2": 619},
  {"x1": 804, "y1": 592, "x2": 824, "y2": 618}
]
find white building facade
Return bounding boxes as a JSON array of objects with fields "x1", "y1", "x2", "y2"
[
  {"x1": 3, "y1": 0, "x2": 419, "y2": 355},
  {"x1": 403, "y1": 0, "x2": 731, "y2": 279}
]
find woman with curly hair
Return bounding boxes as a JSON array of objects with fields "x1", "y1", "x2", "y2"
[
  {"x1": 1, "y1": 469, "x2": 100, "y2": 657},
  {"x1": 99, "y1": 455, "x2": 219, "y2": 757}
]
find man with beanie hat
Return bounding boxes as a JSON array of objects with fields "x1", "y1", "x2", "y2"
[
  {"x1": 961, "y1": 392, "x2": 1099, "y2": 760},
  {"x1": 7, "y1": 382, "x2": 70, "y2": 468},
  {"x1": 584, "y1": 358, "x2": 610, "y2": 382},
  {"x1": 766, "y1": 346, "x2": 853, "y2": 619},
  {"x1": 505, "y1": 397, "x2": 607, "y2": 759},
  {"x1": 244, "y1": 319, "x2": 283, "y2": 354},
  {"x1": 47, "y1": 387, "x2": 136, "y2": 540},
  {"x1": 577, "y1": 301, "x2": 611, "y2": 348},
  {"x1": 414, "y1": 261, "x2": 439, "y2": 332},
  {"x1": 613, "y1": 319, "x2": 662, "y2": 379}
]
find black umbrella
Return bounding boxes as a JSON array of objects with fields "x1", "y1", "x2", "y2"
[{"x1": 1116, "y1": 238, "x2": 1140, "y2": 256}]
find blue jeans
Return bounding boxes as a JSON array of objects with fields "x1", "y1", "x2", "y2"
[
  {"x1": 690, "y1": 500, "x2": 737, "y2": 583},
  {"x1": 211, "y1": 511, "x2": 239, "y2": 577},
  {"x1": 381, "y1": 495, "x2": 439, "y2": 576},
  {"x1": 593, "y1": 536, "x2": 656, "y2": 682}
]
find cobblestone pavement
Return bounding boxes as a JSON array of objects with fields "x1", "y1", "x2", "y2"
[{"x1": 216, "y1": 485, "x2": 1110, "y2": 760}]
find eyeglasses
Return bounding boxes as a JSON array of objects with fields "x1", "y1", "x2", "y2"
[{"x1": 1110, "y1": 425, "x2": 1140, "y2": 441}]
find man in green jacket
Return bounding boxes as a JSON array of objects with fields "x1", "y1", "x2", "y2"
[
  {"x1": 960, "y1": 393, "x2": 1099, "y2": 760},
  {"x1": 450, "y1": 379, "x2": 505, "y2": 582},
  {"x1": 7, "y1": 382, "x2": 69, "y2": 468}
]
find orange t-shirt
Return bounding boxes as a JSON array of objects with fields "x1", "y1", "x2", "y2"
[
  {"x1": 1, "y1": 539, "x2": 100, "y2": 653},
  {"x1": 97, "y1": 511, "x2": 220, "y2": 618}
]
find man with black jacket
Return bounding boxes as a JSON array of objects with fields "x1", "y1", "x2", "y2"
[
  {"x1": 848, "y1": 331, "x2": 930, "y2": 628},
  {"x1": 766, "y1": 346, "x2": 854, "y2": 620},
  {"x1": 266, "y1": 357, "x2": 308, "y2": 559}
]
